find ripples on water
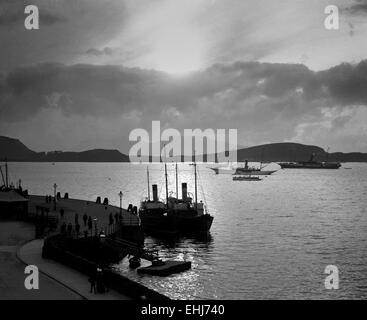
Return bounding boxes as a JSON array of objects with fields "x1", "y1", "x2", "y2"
[{"x1": 9, "y1": 162, "x2": 367, "y2": 299}]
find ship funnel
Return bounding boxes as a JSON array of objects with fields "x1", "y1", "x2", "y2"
[
  {"x1": 152, "y1": 184, "x2": 158, "y2": 202},
  {"x1": 182, "y1": 183, "x2": 187, "y2": 201},
  {"x1": 244, "y1": 160, "x2": 248, "y2": 169}
]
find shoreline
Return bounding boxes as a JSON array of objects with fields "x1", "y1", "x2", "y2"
[
  {"x1": 0, "y1": 220, "x2": 82, "y2": 300},
  {"x1": 17, "y1": 238, "x2": 130, "y2": 300},
  {"x1": 12, "y1": 195, "x2": 169, "y2": 300},
  {"x1": 15, "y1": 239, "x2": 87, "y2": 300}
]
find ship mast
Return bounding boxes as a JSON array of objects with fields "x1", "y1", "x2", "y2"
[
  {"x1": 194, "y1": 151, "x2": 198, "y2": 209},
  {"x1": 147, "y1": 166, "x2": 150, "y2": 200},
  {"x1": 5, "y1": 157, "x2": 8, "y2": 188},
  {"x1": 164, "y1": 147, "x2": 169, "y2": 209},
  {"x1": 175, "y1": 162, "x2": 178, "y2": 199},
  {"x1": 0, "y1": 166, "x2": 5, "y2": 186},
  {"x1": 260, "y1": 148, "x2": 264, "y2": 170}
]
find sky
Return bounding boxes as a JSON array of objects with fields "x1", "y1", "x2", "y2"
[{"x1": 0, "y1": 0, "x2": 367, "y2": 153}]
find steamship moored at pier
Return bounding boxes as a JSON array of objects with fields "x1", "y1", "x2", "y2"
[{"x1": 139, "y1": 163, "x2": 213, "y2": 237}]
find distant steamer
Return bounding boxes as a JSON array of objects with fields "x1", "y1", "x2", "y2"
[
  {"x1": 209, "y1": 160, "x2": 277, "y2": 175},
  {"x1": 278, "y1": 153, "x2": 341, "y2": 169}
]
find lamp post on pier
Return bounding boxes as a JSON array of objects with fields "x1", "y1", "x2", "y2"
[
  {"x1": 118, "y1": 191, "x2": 123, "y2": 215},
  {"x1": 93, "y1": 217, "x2": 98, "y2": 237},
  {"x1": 99, "y1": 232, "x2": 106, "y2": 243},
  {"x1": 53, "y1": 183, "x2": 57, "y2": 211},
  {"x1": 98, "y1": 231, "x2": 106, "y2": 268}
]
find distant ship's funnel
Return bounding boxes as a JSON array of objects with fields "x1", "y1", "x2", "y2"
[
  {"x1": 182, "y1": 183, "x2": 187, "y2": 201},
  {"x1": 152, "y1": 184, "x2": 158, "y2": 201}
]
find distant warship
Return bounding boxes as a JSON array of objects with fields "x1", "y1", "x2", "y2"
[{"x1": 278, "y1": 153, "x2": 341, "y2": 169}]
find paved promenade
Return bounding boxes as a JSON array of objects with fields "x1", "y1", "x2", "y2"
[
  {"x1": 0, "y1": 221, "x2": 81, "y2": 300},
  {"x1": 29, "y1": 195, "x2": 140, "y2": 231},
  {"x1": 17, "y1": 239, "x2": 131, "y2": 300}
]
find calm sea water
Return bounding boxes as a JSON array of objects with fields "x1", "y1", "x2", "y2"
[{"x1": 8, "y1": 162, "x2": 367, "y2": 299}]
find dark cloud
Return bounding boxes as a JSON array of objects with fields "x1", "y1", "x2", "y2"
[
  {"x1": 1, "y1": 60, "x2": 367, "y2": 122},
  {"x1": 0, "y1": 1, "x2": 127, "y2": 72},
  {"x1": 345, "y1": 0, "x2": 367, "y2": 14},
  {"x1": 85, "y1": 47, "x2": 114, "y2": 56},
  {"x1": 348, "y1": 22, "x2": 355, "y2": 37},
  {"x1": 319, "y1": 60, "x2": 367, "y2": 105},
  {"x1": 40, "y1": 11, "x2": 67, "y2": 25},
  {"x1": 1, "y1": 60, "x2": 367, "y2": 152}
]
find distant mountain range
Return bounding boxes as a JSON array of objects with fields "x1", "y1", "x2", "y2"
[
  {"x1": 0, "y1": 136, "x2": 366, "y2": 162},
  {"x1": 0, "y1": 136, "x2": 129, "y2": 162},
  {"x1": 236, "y1": 142, "x2": 367, "y2": 163}
]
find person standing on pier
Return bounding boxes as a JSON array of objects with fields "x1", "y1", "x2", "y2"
[
  {"x1": 96, "y1": 267, "x2": 105, "y2": 294},
  {"x1": 60, "y1": 222, "x2": 67, "y2": 234},
  {"x1": 83, "y1": 213, "x2": 88, "y2": 226},
  {"x1": 75, "y1": 223, "x2": 80, "y2": 238},
  {"x1": 88, "y1": 216, "x2": 93, "y2": 234},
  {"x1": 89, "y1": 271, "x2": 97, "y2": 294}
]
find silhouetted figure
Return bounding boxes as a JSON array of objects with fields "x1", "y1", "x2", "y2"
[
  {"x1": 109, "y1": 213, "x2": 113, "y2": 225},
  {"x1": 89, "y1": 271, "x2": 97, "y2": 294},
  {"x1": 88, "y1": 216, "x2": 93, "y2": 231},
  {"x1": 96, "y1": 268, "x2": 105, "y2": 293},
  {"x1": 67, "y1": 222, "x2": 72, "y2": 236},
  {"x1": 114, "y1": 212, "x2": 119, "y2": 224},
  {"x1": 75, "y1": 223, "x2": 80, "y2": 237},
  {"x1": 74, "y1": 213, "x2": 79, "y2": 225},
  {"x1": 60, "y1": 222, "x2": 67, "y2": 234},
  {"x1": 83, "y1": 213, "x2": 88, "y2": 226},
  {"x1": 60, "y1": 208, "x2": 65, "y2": 218}
]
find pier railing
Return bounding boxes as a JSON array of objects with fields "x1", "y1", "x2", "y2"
[
  {"x1": 105, "y1": 237, "x2": 159, "y2": 262},
  {"x1": 58, "y1": 222, "x2": 158, "y2": 261}
]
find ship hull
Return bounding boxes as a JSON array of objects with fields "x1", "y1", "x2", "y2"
[
  {"x1": 139, "y1": 212, "x2": 213, "y2": 237},
  {"x1": 210, "y1": 167, "x2": 276, "y2": 175},
  {"x1": 234, "y1": 169, "x2": 276, "y2": 175},
  {"x1": 175, "y1": 214, "x2": 214, "y2": 234},
  {"x1": 279, "y1": 163, "x2": 341, "y2": 169}
]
